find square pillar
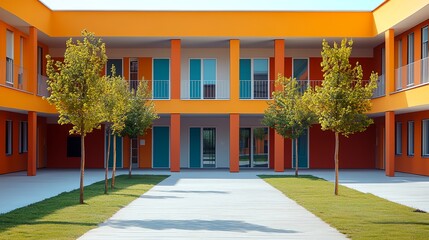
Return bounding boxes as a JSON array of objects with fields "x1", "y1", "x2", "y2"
[
  {"x1": 170, "y1": 113, "x2": 180, "y2": 172},
  {"x1": 274, "y1": 39, "x2": 285, "y2": 80},
  {"x1": 171, "y1": 39, "x2": 181, "y2": 99},
  {"x1": 29, "y1": 27, "x2": 38, "y2": 95},
  {"x1": 28, "y1": 111, "x2": 37, "y2": 176},
  {"x1": 230, "y1": 113, "x2": 240, "y2": 172},
  {"x1": 229, "y1": 39, "x2": 240, "y2": 100},
  {"x1": 385, "y1": 111, "x2": 395, "y2": 177},
  {"x1": 385, "y1": 29, "x2": 395, "y2": 94},
  {"x1": 274, "y1": 133, "x2": 285, "y2": 172}
]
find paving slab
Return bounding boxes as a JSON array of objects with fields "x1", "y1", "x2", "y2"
[{"x1": 79, "y1": 171, "x2": 347, "y2": 240}]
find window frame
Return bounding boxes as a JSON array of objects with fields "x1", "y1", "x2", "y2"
[
  {"x1": 422, "y1": 119, "x2": 429, "y2": 157},
  {"x1": 19, "y1": 121, "x2": 28, "y2": 154},
  {"x1": 5, "y1": 120, "x2": 13, "y2": 155},
  {"x1": 407, "y1": 121, "x2": 414, "y2": 156},
  {"x1": 395, "y1": 122, "x2": 402, "y2": 155}
]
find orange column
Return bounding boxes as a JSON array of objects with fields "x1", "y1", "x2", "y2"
[
  {"x1": 171, "y1": 39, "x2": 181, "y2": 99},
  {"x1": 230, "y1": 113, "x2": 240, "y2": 172},
  {"x1": 230, "y1": 39, "x2": 240, "y2": 100},
  {"x1": 28, "y1": 27, "x2": 38, "y2": 95},
  {"x1": 28, "y1": 111, "x2": 37, "y2": 176},
  {"x1": 385, "y1": 29, "x2": 395, "y2": 94},
  {"x1": 123, "y1": 57, "x2": 130, "y2": 79},
  {"x1": 170, "y1": 113, "x2": 180, "y2": 172},
  {"x1": 274, "y1": 39, "x2": 285, "y2": 172},
  {"x1": 385, "y1": 111, "x2": 395, "y2": 177}
]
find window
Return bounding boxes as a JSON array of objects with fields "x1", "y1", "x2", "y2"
[
  {"x1": 397, "y1": 40, "x2": 402, "y2": 90},
  {"x1": 67, "y1": 136, "x2": 81, "y2": 157},
  {"x1": 106, "y1": 59, "x2": 123, "y2": 77},
  {"x1": 6, "y1": 30, "x2": 14, "y2": 84},
  {"x1": 129, "y1": 59, "x2": 138, "y2": 92},
  {"x1": 239, "y1": 59, "x2": 269, "y2": 99},
  {"x1": 395, "y1": 122, "x2": 402, "y2": 155},
  {"x1": 407, "y1": 121, "x2": 414, "y2": 156},
  {"x1": 5, "y1": 120, "x2": 12, "y2": 155},
  {"x1": 37, "y1": 46, "x2": 43, "y2": 75},
  {"x1": 422, "y1": 120, "x2": 429, "y2": 156},
  {"x1": 19, "y1": 121, "x2": 28, "y2": 153},
  {"x1": 18, "y1": 37, "x2": 24, "y2": 86},
  {"x1": 407, "y1": 33, "x2": 414, "y2": 85},
  {"x1": 189, "y1": 59, "x2": 217, "y2": 99},
  {"x1": 421, "y1": 26, "x2": 428, "y2": 83}
]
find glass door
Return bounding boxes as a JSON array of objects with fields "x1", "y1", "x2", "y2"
[
  {"x1": 239, "y1": 128, "x2": 251, "y2": 167},
  {"x1": 252, "y1": 128, "x2": 268, "y2": 167},
  {"x1": 130, "y1": 137, "x2": 138, "y2": 168},
  {"x1": 202, "y1": 128, "x2": 216, "y2": 168}
]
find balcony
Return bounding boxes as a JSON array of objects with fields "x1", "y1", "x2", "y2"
[
  {"x1": 0, "y1": 58, "x2": 29, "y2": 92},
  {"x1": 372, "y1": 75, "x2": 385, "y2": 98},
  {"x1": 395, "y1": 57, "x2": 429, "y2": 92},
  {"x1": 37, "y1": 74, "x2": 50, "y2": 97},
  {"x1": 181, "y1": 79, "x2": 229, "y2": 100}
]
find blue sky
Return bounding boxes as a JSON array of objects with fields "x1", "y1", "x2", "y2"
[{"x1": 39, "y1": 0, "x2": 385, "y2": 11}]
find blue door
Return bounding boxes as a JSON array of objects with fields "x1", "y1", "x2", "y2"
[
  {"x1": 189, "y1": 128, "x2": 201, "y2": 168},
  {"x1": 105, "y1": 135, "x2": 123, "y2": 168},
  {"x1": 239, "y1": 59, "x2": 251, "y2": 99},
  {"x1": 292, "y1": 128, "x2": 309, "y2": 168},
  {"x1": 153, "y1": 59, "x2": 170, "y2": 99},
  {"x1": 153, "y1": 126, "x2": 170, "y2": 168},
  {"x1": 190, "y1": 59, "x2": 202, "y2": 99}
]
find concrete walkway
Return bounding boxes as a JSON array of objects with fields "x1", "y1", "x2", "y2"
[{"x1": 78, "y1": 171, "x2": 347, "y2": 240}]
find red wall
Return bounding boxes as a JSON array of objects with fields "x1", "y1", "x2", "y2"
[
  {"x1": 47, "y1": 124, "x2": 104, "y2": 168},
  {"x1": 309, "y1": 124, "x2": 376, "y2": 169},
  {"x1": 309, "y1": 57, "x2": 376, "y2": 80}
]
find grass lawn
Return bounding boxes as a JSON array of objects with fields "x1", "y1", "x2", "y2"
[
  {"x1": 261, "y1": 175, "x2": 429, "y2": 240},
  {"x1": 0, "y1": 175, "x2": 168, "y2": 240}
]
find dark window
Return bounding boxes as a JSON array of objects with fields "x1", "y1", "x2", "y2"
[
  {"x1": 6, "y1": 120, "x2": 12, "y2": 155},
  {"x1": 19, "y1": 121, "x2": 28, "y2": 153},
  {"x1": 67, "y1": 136, "x2": 81, "y2": 157}
]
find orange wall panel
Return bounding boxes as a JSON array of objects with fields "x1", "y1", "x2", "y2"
[
  {"x1": 123, "y1": 136, "x2": 130, "y2": 169},
  {"x1": 139, "y1": 129, "x2": 152, "y2": 168}
]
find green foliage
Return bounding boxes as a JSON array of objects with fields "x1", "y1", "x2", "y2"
[
  {"x1": 122, "y1": 80, "x2": 159, "y2": 138},
  {"x1": 45, "y1": 30, "x2": 107, "y2": 136},
  {"x1": 263, "y1": 75, "x2": 316, "y2": 139},
  {"x1": 310, "y1": 39, "x2": 378, "y2": 137},
  {"x1": 102, "y1": 66, "x2": 132, "y2": 136}
]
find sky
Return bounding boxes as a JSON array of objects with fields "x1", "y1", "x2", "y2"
[{"x1": 39, "y1": 0, "x2": 385, "y2": 11}]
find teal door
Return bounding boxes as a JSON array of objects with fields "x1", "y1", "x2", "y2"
[
  {"x1": 292, "y1": 128, "x2": 309, "y2": 168},
  {"x1": 105, "y1": 135, "x2": 123, "y2": 168},
  {"x1": 189, "y1": 128, "x2": 201, "y2": 168},
  {"x1": 153, "y1": 126, "x2": 170, "y2": 168},
  {"x1": 153, "y1": 59, "x2": 170, "y2": 99},
  {"x1": 239, "y1": 59, "x2": 251, "y2": 99}
]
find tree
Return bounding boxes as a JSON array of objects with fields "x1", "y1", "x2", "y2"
[
  {"x1": 122, "y1": 80, "x2": 158, "y2": 178},
  {"x1": 46, "y1": 30, "x2": 107, "y2": 204},
  {"x1": 263, "y1": 75, "x2": 316, "y2": 176},
  {"x1": 102, "y1": 67, "x2": 131, "y2": 193},
  {"x1": 310, "y1": 39, "x2": 378, "y2": 195}
]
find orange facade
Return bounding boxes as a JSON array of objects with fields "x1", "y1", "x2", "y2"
[{"x1": 1, "y1": 0, "x2": 429, "y2": 176}]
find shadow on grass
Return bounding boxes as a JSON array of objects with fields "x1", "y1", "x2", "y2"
[
  {"x1": 259, "y1": 175, "x2": 322, "y2": 180},
  {"x1": 0, "y1": 175, "x2": 168, "y2": 234},
  {"x1": 372, "y1": 221, "x2": 429, "y2": 226}
]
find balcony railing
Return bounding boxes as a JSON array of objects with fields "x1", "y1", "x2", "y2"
[
  {"x1": 240, "y1": 80, "x2": 274, "y2": 99},
  {"x1": 395, "y1": 57, "x2": 429, "y2": 91},
  {"x1": 0, "y1": 58, "x2": 30, "y2": 92},
  {"x1": 373, "y1": 75, "x2": 385, "y2": 98},
  {"x1": 128, "y1": 80, "x2": 170, "y2": 99},
  {"x1": 181, "y1": 79, "x2": 229, "y2": 99},
  {"x1": 37, "y1": 74, "x2": 49, "y2": 97}
]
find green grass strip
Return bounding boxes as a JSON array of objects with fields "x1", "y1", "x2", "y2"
[
  {"x1": 261, "y1": 175, "x2": 429, "y2": 240},
  {"x1": 0, "y1": 175, "x2": 168, "y2": 240}
]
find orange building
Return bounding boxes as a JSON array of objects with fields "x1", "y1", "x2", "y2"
[{"x1": 1, "y1": 0, "x2": 429, "y2": 176}]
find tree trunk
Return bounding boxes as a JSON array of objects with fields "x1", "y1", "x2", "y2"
[
  {"x1": 104, "y1": 128, "x2": 111, "y2": 194},
  {"x1": 334, "y1": 132, "x2": 340, "y2": 195},
  {"x1": 128, "y1": 138, "x2": 132, "y2": 178},
  {"x1": 111, "y1": 135, "x2": 116, "y2": 189},
  {"x1": 295, "y1": 138, "x2": 299, "y2": 177},
  {"x1": 80, "y1": 134, "x2": 85, "y2": 204}
]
